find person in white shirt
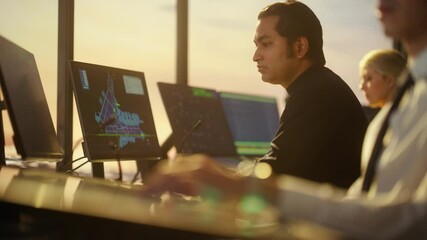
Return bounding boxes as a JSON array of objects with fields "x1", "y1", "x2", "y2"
[{"x1": 142, "y1": 0, "x2": 427, "y2": 239}]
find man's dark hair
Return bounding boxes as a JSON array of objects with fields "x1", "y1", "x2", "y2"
[{"x1": 258, "y1": 1, "x2": 326, "y2": 66}]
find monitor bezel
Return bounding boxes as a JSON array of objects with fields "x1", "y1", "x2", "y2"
[
  {"x1": 157, "y1": 82, "x2": 238, "y2": 157},
  {"x1": 0, "y1": 35, "x2": 64, "y2": 160},
  {"x1": 69, "y1": 60, "x2": 162, "y2": 162}
]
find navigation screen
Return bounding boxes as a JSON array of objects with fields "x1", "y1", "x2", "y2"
[
  {"x1": 69, "y1": 61, "x2": 161, "y2": 161},
  {"x1": 219, "y1": 92, "x2": 279, "y2": 156},
  {"x1": 158, "y1": 82, "x2": 237, "y2": 156}
]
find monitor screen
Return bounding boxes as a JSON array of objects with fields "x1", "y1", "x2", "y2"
[
  {"x1": 157, "y1": 82, "x2": 237, "y2": 156},
  {"x1": 0, "y1": 35, "x2": 64, "y2": 160},
  {"x1": 219, "y1": 91, "x2": 279, "y2": 156},
  {"x1": 69, "y1": 61, "x2": 161, "y2": 161}
]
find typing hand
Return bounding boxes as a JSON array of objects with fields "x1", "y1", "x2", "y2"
[
  {"x1": 141, "y1": 154, "x2": 245, "y2": 201},
  {"x1": 142, "y1": 154, "x2": 280, "y2": 228}
]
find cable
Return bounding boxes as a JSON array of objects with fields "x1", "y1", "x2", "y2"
[
  {"x1": 177, "y1": 120, "x2": 203, "y2": 152},
  {"x1": 130, "y1": 170, "x2": 140, "y2": 184},
  {"x1": 109, "y1": 140, "x2": 123, "y2": 182},
  {"x1": 59, "y1": 137, "x2": 84, "y2": 171},
  {"x1": 66, "y1": 159, "x2": 89, "y2": 174},
  {"x1": 116, "y1": 155, "x2": 122, "y2": 182},
  {"x1": 60, "y1": 155, "x2": 86, "y2": 172}
]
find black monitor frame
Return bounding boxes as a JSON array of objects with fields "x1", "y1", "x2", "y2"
[
  {"x1": 157, "y1": 82, "x2": 237, "y2": 157},
  {"x1": 0, "y1": 35, "x2": 64, "y2": 161},
  {"x1": 69, "y1": 61, "x2": 162, "y2": 162}
]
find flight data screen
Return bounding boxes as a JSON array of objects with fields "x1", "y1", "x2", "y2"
[
  {"x1": 158, "y1": 82, "x2": 237, "y2": 156},
  {"x1": 70, "y1": 61, "x2": 161, "y2": 161}
]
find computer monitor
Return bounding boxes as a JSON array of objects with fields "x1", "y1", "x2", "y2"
[
  {"x1": 218, "y1": 91, "x2": 279, "y2": 157},
  {"x1": 157, "y1": 82, "x2": 237, "y2": 157},
  {"x1": 0, "y1": 35, "x2": 64, "y2": 160},
  {"x1": 69, "y1": 61, "x2": 161, "y2": 162}
]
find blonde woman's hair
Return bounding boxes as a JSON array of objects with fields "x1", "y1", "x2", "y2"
[{"x1": 359, "y1": 49, "x2": 406, "y2": 79}]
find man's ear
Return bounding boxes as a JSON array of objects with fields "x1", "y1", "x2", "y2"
[{"x1": 294, "y1": 36, "x2": 309, "y2": 59}]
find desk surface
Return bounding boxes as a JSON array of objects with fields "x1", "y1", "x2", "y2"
[{"x1": 0, "y1": 165, "x2": 343, "y2": 239}]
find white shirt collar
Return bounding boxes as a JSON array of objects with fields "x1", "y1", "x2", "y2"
[{"x1": 409, "y1": 46, "x2": 427, "y2": 81}]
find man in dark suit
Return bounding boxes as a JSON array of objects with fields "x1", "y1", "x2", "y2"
[{"x1": 253, "y1": 2, "x2": 367, "y2": 188}]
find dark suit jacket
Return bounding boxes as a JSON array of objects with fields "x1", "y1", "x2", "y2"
[{"x1": 264, "y1": 65, "x2": 368, "y2": 189}]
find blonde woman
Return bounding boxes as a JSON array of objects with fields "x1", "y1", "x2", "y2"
[
  {"x1": 359, "y1": 49, "x2": 406, "y2": 108},
  {"x1": 359, "y1": 49, "x2": 406, "y2": 121}
]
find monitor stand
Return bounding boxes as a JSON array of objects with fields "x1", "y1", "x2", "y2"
[
  {"x1": 84, "y1": 136, "x2": 164, "y2": 181},
  {"x1": 0, "y1": 101, "x2": 5, "y2": 166},
  {"x1": 92, "y1": 162, "x2": 105, "y2": 178},
  {"x1": 132, "y1": 134, "x2": 173, "y2": 183}
]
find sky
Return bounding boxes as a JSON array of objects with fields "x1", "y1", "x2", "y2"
[{"x1": 0, "y1": 0, "x2": 390, "y2": 176}]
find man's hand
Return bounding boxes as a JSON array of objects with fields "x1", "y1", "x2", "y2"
[{"x1": 141, "y1": 154, "x2": 245, "y2": 200}]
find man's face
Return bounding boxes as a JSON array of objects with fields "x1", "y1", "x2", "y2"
[
  {"x1": 253, "y1": 15, "x2": 299, "y2": 88},
  {"x1": 377, "y1": 0, "x2": 427, "y2": 41}
]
